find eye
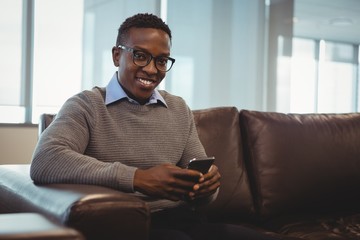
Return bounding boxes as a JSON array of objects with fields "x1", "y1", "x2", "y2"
[
  {"x1": 156, "y1": 57, "x2": 169, "y2": 66},
  {"x1": 133, "y1": 51, "x2": 148, "y2": 61}
]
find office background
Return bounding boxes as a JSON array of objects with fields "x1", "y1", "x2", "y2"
[{"x1": 1, "y1": 0, "x2": 359, "y2": 164}]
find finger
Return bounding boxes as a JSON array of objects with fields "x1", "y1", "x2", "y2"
[
  {"x1": 170, "y1": 177, "x2": 198, "y2": 191},
  {"x1": 201, "y1": 165, "x2": 218, "y2": 180},
  {"x1": 199, "y1": 170, "x2": 221, "y2": 188},
  {"x1": 196, "y1": 181, "x2": 220, "y2": 198},
  {"x1": 176, "y1": 168, "x2": 202, "y2": 181},
  {"x1": 188, "y1": 182, "x2": 220, "y2": 199},
  {"x1": 162, "y1": 184, "x2": 193, "y2": 201},
  {"x1": 201, "y1": 171, "x2": 221, "y2": 184},
  {"x1": 187, "y1": 180, "x2": 220, "y2": 199},
  {"x1": 165, "y1": 175, "x2": 202, "y2": 197},
  {"x1": 191, "y1": 188, "x2": 219, "y2": 199}
]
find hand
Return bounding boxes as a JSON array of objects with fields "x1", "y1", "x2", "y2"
[
  {"x1": 133, "y1": 163, "x2": 202, "y2": 201},
  {"x1": 187, "y1": 164, "x2": 221, "y2": 200}
]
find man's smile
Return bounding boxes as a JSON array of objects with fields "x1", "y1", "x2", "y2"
[{"x1": 136, "y1": 77, "x2": 157, "y2": 88}]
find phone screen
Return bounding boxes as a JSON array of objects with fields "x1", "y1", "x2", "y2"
[{"x1": 187, "y1": 157, "x2": 215, "y2": 174}]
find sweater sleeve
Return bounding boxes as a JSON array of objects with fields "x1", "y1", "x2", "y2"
[{"x1": 30, "y1": 91, "x2": 137, "y2": 192}]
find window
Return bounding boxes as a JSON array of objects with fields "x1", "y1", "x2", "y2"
[
  {"x1": 0, "y1": 0, "x2": 83, "y2": 124},
  {"x1": 318, "y1": 41, "x2": 357, "y2": 113},
  {"x1": 290, "y1": 38, "x2": 317, "y2": 113},
  {"x1": 0, "y1": 1, "x2": 268, "y2": 123},
  {"x1": 32, "y1": 0, "x2": 83, "y2": 123},
  {"x1": 0, "y1": 0, "x2": 23, "y2": 123},
  {"x1": 2, "y1": 1, "x2": 359, "y2": 125},
  {"x1": 289, "y1": 38, "x2": 359, "y2": 113}
]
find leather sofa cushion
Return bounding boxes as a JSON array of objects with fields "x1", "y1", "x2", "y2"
[
  {"x1": 193, "y1": 107, "x2": 254, "y2": 220},
  {"x1": 271, "y1": 212, "x2": 360, "y2": 239},
  {"x1": 240, "y1": 110, "x2": 360, "y2": 219},
  {"x1": 0, "y1": 165, "x2": 150, "y2": 240}
]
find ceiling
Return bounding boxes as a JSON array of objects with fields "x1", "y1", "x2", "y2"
[{"x1": 294, "y1": 0, "x2": 360, "y2": 44}]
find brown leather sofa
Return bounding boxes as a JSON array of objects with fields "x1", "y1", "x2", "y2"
[{"x1": 1, "y1": 107, "x2": 360, "y2": 239}]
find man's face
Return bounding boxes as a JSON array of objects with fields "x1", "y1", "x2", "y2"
[{"x1": 112, "y1": 28, "x2": 171, "y2": 103}]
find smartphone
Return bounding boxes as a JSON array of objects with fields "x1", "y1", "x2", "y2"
[{"x1": 187, "y1": 157, "x2": 215, "y2": 174}]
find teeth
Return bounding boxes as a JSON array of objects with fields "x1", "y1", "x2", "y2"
[{"x1": 139, "y1": 78, "x2": 153, "y2": 85}]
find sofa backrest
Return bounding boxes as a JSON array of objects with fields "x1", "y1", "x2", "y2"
[
  {"x1": 39, "y1": 109, "x2": 255, "y2": 220},
  {"x1": 38, "y1": 113, "x2": 56, "y2": 137},
  {"x1": 240, "y1": 110, "x2": 360, "y2": 219},
  {"x1": 193, "y1": 107, "x2": 255, "y2": 220}
]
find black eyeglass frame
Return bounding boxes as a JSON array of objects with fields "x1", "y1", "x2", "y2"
[{"x1": 117, "y1": 45, "x2": 175, "y2": 72}]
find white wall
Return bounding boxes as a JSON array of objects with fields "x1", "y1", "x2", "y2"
[{"x1": 0, "y1": 126, "x2": 38, "y2": 164}]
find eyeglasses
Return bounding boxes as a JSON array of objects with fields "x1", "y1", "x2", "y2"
[{"x1": 118, "y1": 45, "x2": 175, "y2": 72}]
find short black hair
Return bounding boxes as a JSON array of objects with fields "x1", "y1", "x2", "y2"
[{"x1": 116, "y1": 13, "x2": 172, "y2": 47}]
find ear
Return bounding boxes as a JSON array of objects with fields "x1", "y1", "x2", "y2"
[{"x1": 112, "y1": 46, "x2": 120, "y2": 67}]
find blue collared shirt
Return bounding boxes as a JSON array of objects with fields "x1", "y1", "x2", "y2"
[{"x1": 105, "y1": 72, "x2": 167, "y2": 107}]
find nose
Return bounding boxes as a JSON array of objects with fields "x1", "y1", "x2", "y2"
[{"x1": 142, "y1": 58, "x2": 158, "y2": 74}]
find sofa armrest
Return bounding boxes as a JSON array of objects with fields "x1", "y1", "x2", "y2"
[{"x1": 0, "y1": 164, "x2": 150, "y2": 240}]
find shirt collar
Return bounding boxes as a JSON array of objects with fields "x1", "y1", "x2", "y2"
[{"x1": 105, "y1": 72, "x2": 167, "y2": 107}]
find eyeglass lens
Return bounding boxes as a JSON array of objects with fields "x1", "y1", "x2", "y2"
[{"x1": 133, "y1": 51, "x2": 173, "y2": 72}]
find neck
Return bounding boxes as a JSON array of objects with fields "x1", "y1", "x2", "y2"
[{"x1": 118, "y1": 81, "x2": 149, "y2": 105}]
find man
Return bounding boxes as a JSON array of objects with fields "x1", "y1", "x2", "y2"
[{"x1": 31, "y1": 13, "x2": 277, "y2": 240}]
